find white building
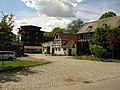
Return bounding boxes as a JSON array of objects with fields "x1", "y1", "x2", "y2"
[
  {"x1": 52, "y1": 32, "x2": 77, "y2": 56},
  {"x1": 42, "y1": 41, "x2": 53, "y2": 54}
]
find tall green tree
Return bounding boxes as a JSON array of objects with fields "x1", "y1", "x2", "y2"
[
  {"x1": 90, "y1": 26, "x2": 111, "y2": 48},
  {"x1": 0, "y1": 13, "x2": 16, "y2": 46},
  {"x1": 99, "y1": 11, "x2": 117, "y2": 20},
  {"x1": 90, "y1": 26, "x2": 120, "y2": 59},
  {"x1": 106, "y1": 28, "x2": 120, "y2": 59},
  {"x1": 45, "y1": 27, "x2": 65, "y2": 37},
  {"x1": 66, "y1": 19, "x2": 83, "y2": 35}
]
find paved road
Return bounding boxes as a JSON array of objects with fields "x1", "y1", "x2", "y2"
[
  {"x1": 29, "y1": 54, "x2": 120, "y2": 90},
  {"x1": 1, "y1": 54, "x2": 120, "y2": 90},
  {"x1": 43, "y1": 78, "x2": 120, "y2": 90}
]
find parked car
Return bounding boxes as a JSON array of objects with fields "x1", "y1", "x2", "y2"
[{"x1": 0, "y1": 51, "x2": 16, "y2": 61}]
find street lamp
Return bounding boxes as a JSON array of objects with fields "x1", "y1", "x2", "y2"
[{"x1": 0, "y1": 28, "x2": 6, "y2": 66}]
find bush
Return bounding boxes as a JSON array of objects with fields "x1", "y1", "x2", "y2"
[{"x1": 90, "y1": 44, "x2": 106, "y2": 59}]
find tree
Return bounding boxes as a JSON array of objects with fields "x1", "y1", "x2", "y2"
[
  {"x1": 45, "y1": 27, "x2": 65, "y2": 37},
  {"x1": 89, "y1": 44, "x2": 106, "y2": 59},
  {"x1": 90, "y1": 26, "x2": 111, "y2": 49},
  {"x1": 90, "y1": 25, "x2": 120, "y2": 59},
  {"x1": 106, "y1": 28, "x2": 120, "y2": 59},
  {"x1": 106, "y1": 34, "x2": 116, "y2": 59},
  {"x1": 66, "y1": 19, "x2": 83, "y2": 35},
  {"x1": 0, "y1": 13, "x2": 16, "y2": 46},
  {"x1": 99, "y1": 11, "x2": 117, "y2": 20},
  {"x1": 0, "y1": 12, "x2": 16, "y2": 65}
]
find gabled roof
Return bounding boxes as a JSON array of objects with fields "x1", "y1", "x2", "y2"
[
  {"x1": 56, "y1": 32, "x2": 77, "y2": 42},
  {"x1": 62, "y1": 41, "x2": 75, "y2": 48},
  {"x1": 55, "y1": 32, "x2": 77, "y2": 48},
  {"x1": 76, "y1": 16, "x2": 120, "y2": 34}
]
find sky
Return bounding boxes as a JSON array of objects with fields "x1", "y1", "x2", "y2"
[{"x1": 0, "y1": 0, "x2": 120, "y2": 34}]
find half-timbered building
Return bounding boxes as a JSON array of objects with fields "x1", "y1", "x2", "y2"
[
  {"x1": 76, "y1": 16, "x2": 120, "y2": 55},
  {"x1": 52, "y1": 32, "x2": 77, "y2": 56}
]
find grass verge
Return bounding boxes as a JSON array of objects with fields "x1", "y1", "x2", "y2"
[
  {"x1": 0, "y1": 60, "x2": 51, "y2": 72},
  {"x1": 74, "y1": 56, "x2": 120, "y2": 63}
]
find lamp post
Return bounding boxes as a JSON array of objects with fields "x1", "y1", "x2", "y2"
[{"x1": 0, "y1": 27, "x2": 5, "y2": 66}]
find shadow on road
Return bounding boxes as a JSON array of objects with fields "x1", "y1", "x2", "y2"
[{"x1": 0, "y1": 67, "x2": 40, "y2": 83}]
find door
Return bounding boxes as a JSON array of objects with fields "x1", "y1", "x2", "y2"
[
  {"x1": 68, "y1": 49, "x2": 72, "y2": 56},
  {"x1": 47, "y1": 46, "x2": 50, "y2": 54},
  {"x1": 52, "y1": 48, "x2": 54, "y2": 54}
]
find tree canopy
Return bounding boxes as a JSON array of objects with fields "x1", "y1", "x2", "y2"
[
  {"x1": 99, "y1": 11, "x2": 117, "y2": 20},
  {"x1": 66, "y1": 19, "x2": 83, "y2": 35},
  {"x1": 45, "y1": 18, "x2": 83, "y2": 37},
  {"x1": 44, "y1": 27, "x2": 65, "y2": 37},
  {"x1": 90, "y1": 26, "x2": 120, "y2": 59},
  {"x1": 0, "y1": 13, "x2": 16, "y2": 46}
]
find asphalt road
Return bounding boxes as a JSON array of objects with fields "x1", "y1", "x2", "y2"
[{"x1": 43, "y1": 78, "x2": 120, "y2": 90}]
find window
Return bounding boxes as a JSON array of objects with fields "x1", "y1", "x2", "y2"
[
  {"x1": 26, "y1": 31, "x2": 29, "y2": 34},
  {"x1": 80, "y1": 34, "x2": 83, "y2": 39},
  {"x1": 64, "y1": 48, "x2": 66, "y2": 51},
  {"x1": 27, "y1": 36, "x2": 29, "y2": 39},
  {"x1": 103, "y1": 23, "x2": 107, "y2": 26},
  {"x1": 88, "y1": 25, "x2": 92, "y2": 28},
  {"x1": 36, "y1": 32, "x2": 38, "y2": 35},
  {"x1": 72, "y1": 44, "x2": 75, "y2": 48},
  {"x1": 58, "y1": 48, "x2": 60, "y2": 51},
  {"x1": 39, "y1": 42, "x2": 41, "y2": 44},
  {"x1": 36, "y1": 42, "x2": 38, "y2": 45},
  {"x1": 56, "y1": 35, "x2": 58, "y2": 39},
  {"x1": 26, "y1": 41, "x2": 29, "y2": 44},
  {"x1": 36, "y1": 37, "x2": 38, "y2": 39},
  {"x1": 63, "y1": 41, "x2": 67, "y2": 45}
]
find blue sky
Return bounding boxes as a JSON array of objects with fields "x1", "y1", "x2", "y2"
[
  {"x1": 0, "y1": 0, "x2": 36, "y2": 19},
  {"x1": 0, "y1": 0, "x2": 120, "y2": 33}
]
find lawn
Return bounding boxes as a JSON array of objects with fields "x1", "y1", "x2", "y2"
[
  {"x1": 74, "y1": 55, "x2": 120, "y2": 63},
  {"x1": 0, "y1": 60, "x2": 50, "y2": 72}
]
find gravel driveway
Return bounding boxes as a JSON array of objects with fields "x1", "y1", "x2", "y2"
[{"x1": 0, "y1": 54, "x2": 120, "y2": 90}]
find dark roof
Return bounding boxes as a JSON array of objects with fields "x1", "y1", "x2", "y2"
[
  {"x1": 77, "y1": 16, "x2": 120, "y2": 34},
  {"x1": 21, "y1": 25, "x2": 42, "y2": 29},
  {"x1": 19, "y1": 25, "x2": 44, "y2": 33},
  {"x1": 56, "y1": 32, "x2": 77, "y2": 41}
]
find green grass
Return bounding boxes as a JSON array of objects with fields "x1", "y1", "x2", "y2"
[
  {"x1": 0, "y1": 60, "x2": 50, "y2": 72},
  {"x1": 74, "y1": 56, "x2": 120, "y2": 63},
  {"x1": 73, "y1": 55, "x2": 99, "y2": 61}
]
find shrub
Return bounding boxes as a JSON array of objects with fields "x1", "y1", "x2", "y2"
[{"x1": 90, "y1": 44, "x2": 106, "y2": 59}]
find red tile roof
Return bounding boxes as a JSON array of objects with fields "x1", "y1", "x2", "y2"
[
  {"x1": 55, "y1": 33, "x2": 77, "y2": 48},
  {"x1": 62, "y1": 41, "x2": 75, "y2": 48},
  {"x1": 56, "y1": 32, "x2": 77, "y2": 42}
]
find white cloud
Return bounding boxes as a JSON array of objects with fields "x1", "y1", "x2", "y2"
[
  {"x1": 21, "y1": 0, "x2": 85, "y2": 17},
  {"x1": 14, "y1": 0, "x2": 85, "y2": 34},
  {"x1": 14, "y1": 0, "x2": 120, "y2": 35},
  {"x1": 14, "y1": 14, "x2": 71, "y2": 34},
  {"x1": 88, "y1": 19, "x2": 95, "y2": 22}
]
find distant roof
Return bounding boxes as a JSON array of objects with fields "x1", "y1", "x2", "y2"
[
  {"x1": 20, "y1": 25, "x2": 42, "y2": 29},
  {"x1": 19, "y1": 25, "x2": 44, "y2": 33},
  {"x1": 77, "y1": 16, "x2": 120, "y2": 34},
  {"x1": 56, "y1": 32, "x2": 77, "y2": 41}
]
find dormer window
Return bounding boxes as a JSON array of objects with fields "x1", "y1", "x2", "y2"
[
  {"x1": 88, "y1": 25, "x2": 92, "y2": 28},
  {"x1": 103, "y1": 23, "x2": 107, "y2": 26}
]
